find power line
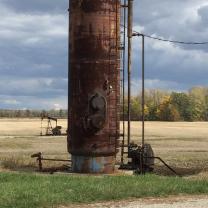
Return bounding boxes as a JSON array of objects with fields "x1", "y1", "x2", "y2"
[
  {"x1": 133, "y1": 31, "x2": 208, "y2": 45},
  {"x1": 121, "y1": 24, "x2": 208, "y2": 45}
]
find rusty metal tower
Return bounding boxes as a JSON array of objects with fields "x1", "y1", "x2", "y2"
[
  {"x1": 68, "y1": 0, "x2": 121, "y2": 173},
  {"x1": 30, "y1": 0, "x2": 176, "y2": 176}
]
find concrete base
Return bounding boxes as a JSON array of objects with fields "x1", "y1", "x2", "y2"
[{"x1": 72, "y1": 155, "x2": 115, "y2": 174}]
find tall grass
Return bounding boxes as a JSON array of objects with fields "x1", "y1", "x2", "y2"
[
  {"x1": 1, "y1": 157, "x2": 36, "y2": 171},
  {"x1": 0, "y1": 173, "x2": 208, "y2": 208}
]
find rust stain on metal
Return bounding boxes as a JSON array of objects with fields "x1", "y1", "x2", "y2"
[{"x1": 68, "y1": 0, "x2": 121, "y2": 173}]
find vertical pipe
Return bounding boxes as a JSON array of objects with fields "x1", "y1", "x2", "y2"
[
  {"x1": 141, "y1": 35, "x2": 145, "y2": 174},
  {"x1": 67, "y1": 1, "x2": 70, "y2": 152},
  {"x1": 121, "y1": 0, "x2": 127, "y2": 165},
  {"x1": 127, "y1": 0, "x2": 133, "y2": 155},
  {"x1": 40, "y1": 118, "x2": 42, "y2": 136},
  {"x1": 141, "y1": 35, "x2": 145, "y2": 149},
  {"x1": 115, "y1": 0, "x2": 120, "y2": 162}
]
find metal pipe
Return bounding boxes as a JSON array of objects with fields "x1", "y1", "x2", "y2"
[
  {"x1": 141, "y1": 34, "x2": 145, "y2": 174},
  {"x1": 145, "y1": 157, "x2": 180, "y2": 176},
  {"x1": 31, "y1": 153, "x2": 71, "y2": 171},
  {"x1": 142, "y1": 35, "x2": 145, "y2": 149},
  {"x1": 131, "y1": 33, "x2": 145, "y2": 173},
  {"x1": 67, "y1": 0, "x2": 70, "y2": 153},
  {"x1": 41, "y1": 158, "x2": 71, "y2": 162},
  {"x1": 127, "y1": 0, "x2": 133, "y2": 156},
  {"x1": 121, "y1": 0, "x2": 127, "y2": 165}
]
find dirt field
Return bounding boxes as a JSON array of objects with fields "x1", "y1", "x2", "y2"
[{"x1": 0, "y1": 119, "x2": 208, "y2": 177}]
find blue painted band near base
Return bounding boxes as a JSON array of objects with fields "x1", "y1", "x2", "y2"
[{"x1": 72, "y1": 155, "x2": 115, "y2": 173}]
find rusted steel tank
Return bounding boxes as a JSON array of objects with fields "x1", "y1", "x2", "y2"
[{"x1": 68, "y1": 0, "x2": 121, "y2": 173}]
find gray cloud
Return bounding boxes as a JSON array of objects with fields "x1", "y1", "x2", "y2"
[
  {"x1": 198, "y1": 5, "x2": 208, "y2": 24},
  {"x1": 131, "y1": 0, "x2": 208, "y2": 91},
  {"x1": 132, "y1": 37, "x2": 208, "y2": 90},
  {"x1": 0, "y1": 0, "x2": 208, "y2": 109},
  {"x1": 0, "y1": 1, "x2": 68, "y2": 109},
  {"x1": 0, "y1": 95, "x2": 67, "y2": 109},
  {"x1": 134, "y1": 0, "x2": 208, "y2": 50},
  {"x1": 2, "y1": 0, "x2": 68, "y2": 14},
  {"x1": 0, "y1": 78, "x2": 67, "y2": 97}
]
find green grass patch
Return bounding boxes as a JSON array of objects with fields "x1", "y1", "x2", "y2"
[{"x1": 0, "y1": 173, "x2": 208, "y2": 208}]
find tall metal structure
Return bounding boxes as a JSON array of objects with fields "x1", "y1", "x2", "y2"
[
  {"x1": 32, "y1": 0, "x2": 178, "y2": 176},
  {"x1": 68, "y1": 0, "x2": 121, "y2": 173}
]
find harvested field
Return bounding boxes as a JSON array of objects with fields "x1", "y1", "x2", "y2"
[
  {"x1": 129, "y1": 121, "x2": 208, "y2": 176},
  {"x1": 0, "y1": 118, "x2": 68, "y2": 171},
  {"x1": 0, "y1": 119, "x2": 207, "y2": 176}
]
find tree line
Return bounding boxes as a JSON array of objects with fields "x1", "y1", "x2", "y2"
[
  {"x1": 0, "y1": 87, "x2": 208, "y2": 121},
  {"x1": 122, "y1": 86, "x2": 208, "y2": 121},
  {"x1": 0, "y1": 109, "x2": 67, "y2": 119}
]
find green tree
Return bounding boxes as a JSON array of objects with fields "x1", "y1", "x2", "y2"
[
  {"x1": 170, "y1": 92, "x2": 194, "y2": 121},
  {"x1": 157, "y1": 96, "x2": 180, "y2": 121}
]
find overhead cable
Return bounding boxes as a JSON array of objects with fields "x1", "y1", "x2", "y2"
[
  {"x1": 133, "y1": 32, "x2": 208, "y2": 45},
  {"x1": 121, "y1": 25, "x2": 208, "y2": 45}
]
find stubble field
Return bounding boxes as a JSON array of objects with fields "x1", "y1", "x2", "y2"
[{"x1": 0, "y1": 119, "x2": 207, "y2": 177}]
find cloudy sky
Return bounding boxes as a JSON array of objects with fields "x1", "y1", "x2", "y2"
[{"x1": 0, "y1": 0, "x2": 208, "y2": 109}]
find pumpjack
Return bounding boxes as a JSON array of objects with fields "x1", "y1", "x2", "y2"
[{"x1": 40, "y1": 115, "x2": 65, "y2": 136}]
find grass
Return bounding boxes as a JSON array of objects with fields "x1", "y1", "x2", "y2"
[{"x1": 0, "y1": 172, "x2": 208, "y2": 208}]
